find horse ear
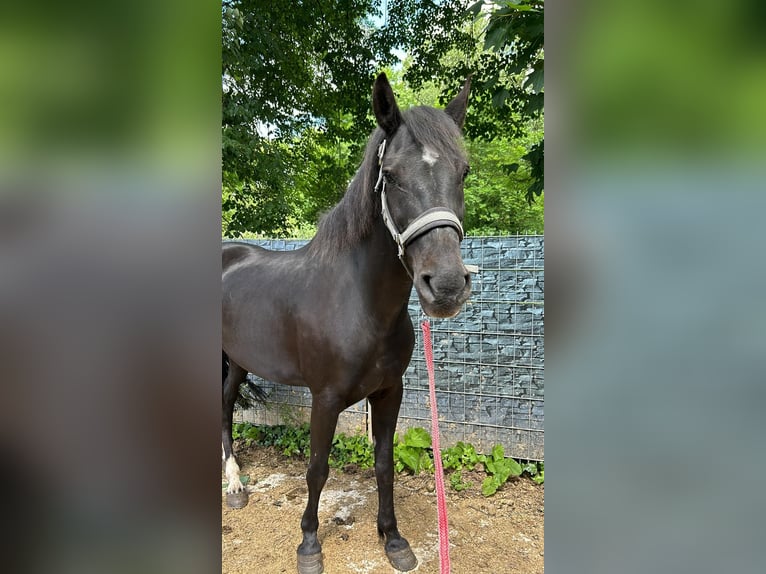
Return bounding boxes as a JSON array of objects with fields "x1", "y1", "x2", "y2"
[
  {"x1": 372, "y1": 73, "x2": 403, "y2": 135},
  {"x1": 445, "y1": 76, "x2": 471, "y2": 129}
]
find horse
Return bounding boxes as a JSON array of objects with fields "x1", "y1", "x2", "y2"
[{"x1": 222, "y1": 72, "x2": 471, "y2": 573}]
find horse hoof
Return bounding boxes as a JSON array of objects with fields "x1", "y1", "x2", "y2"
[
  {"x1": 386, "y1": 546, "x2": 417, "y2": 571},
  {"x1": 297, "y1": 551, "x2": 323, "y2": 574},
  {"x1": 226, "y1": 489, "x2": 249, "y2": 509}
]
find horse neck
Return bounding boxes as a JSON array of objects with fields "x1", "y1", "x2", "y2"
[
  {"x1": 308, "y1": 158, "x2": 414, "y2": 322},
  {"x1": 354, "y1": 215, "x2": 414, "y2": 322}
]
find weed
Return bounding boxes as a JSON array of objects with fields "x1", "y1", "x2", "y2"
[
  {"x1": 449, "y1": 471, "x2": 472, "y2": 492},
  {"x1": 230, "y1": 422, "x2": 542, "y2": 493},
  {"x1": 481, "y1": 444, "x2": 522, "y2": 496},
  {"x1": 329, "y1": 433, "x2": 374, "y2": 469},
  {"x1": 393, "y1": 427, "x2": 434, "y2": 474},
  {"x1": 442, "y1": 441, "x2": 482, "y2": 471}
]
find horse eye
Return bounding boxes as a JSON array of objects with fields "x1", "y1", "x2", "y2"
[{"x1": 382, "y1": 169, "x2": 397, "y2": 185}]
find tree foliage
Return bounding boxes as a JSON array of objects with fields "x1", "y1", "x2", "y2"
[
  {"x1": 222, "y1": 0, "x2": 396, "y2": 236},
  {"x1": 384, "y1": 66, "x2": 543, "y2": 234},
  {"x1": 221, "y1": 0, "x2": 544, "y2": 237},
  {"x1": 389, "y1": 0, "x2": 544, "y2": 202}
]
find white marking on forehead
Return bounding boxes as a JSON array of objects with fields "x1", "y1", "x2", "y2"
[{"x1": 422, "y1": 147, "x2": 439, "y2": 166}]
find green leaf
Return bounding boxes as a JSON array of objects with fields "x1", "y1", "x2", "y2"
[
  {"x1": 482, "y1": 476, "x2": 500, "y2": 497},
  {"x1": 491, "y1": 444, "x2": 505, "y2": 461},
  {"x1": 468, "y1": 1, "x2": 484, "y2": 18},
  {"x1": 449, "y1": 471, "x2": 471, "y2": 492},
  {"x1": 491, "y1": 88, "x2": 510, "y2": 108},
  {"x1": 522, "y1": 462, "x2": 538, "y2": 476},
  {"x1": 523, "y1": 65, "x2": 544, "y2": 94},
  {"x1": 493, "y1": 460, "x2": 513, "y2": 484},
  {"x1": 496, "y1": 1, "x2": 534, "y2": 10},
  {"x1": 484, "y1": 24, "x2": 507, "y2": 51},
  {"x1": 403, "y1": 427, "x2": 432, "y2": 449},
  {"x1": 396, "y1": 446, "x2": 421, "y2": 474}
]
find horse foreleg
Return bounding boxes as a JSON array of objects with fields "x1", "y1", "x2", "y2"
[
  {"x1": 222, "y1": 356, "x2": 248, "y2": 508},
  {"x1": 297, "y1": 395, "x2": 342, "y2": 574},
  {"x1": 369, "y1": 383, "x2": 417, "y2": 572}
]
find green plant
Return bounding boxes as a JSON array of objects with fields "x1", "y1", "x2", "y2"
[
  {"x1": 232, "y1": 422, "x2": 544, "y2": 490},
  {"x1": 393, "y1": 427, "x2": 434, "y2": 474},
  {"x1": 232, "y1": 422, "x2": 263, "y2": 446},
  {"x1": 521, "y1": 461, "x2": 544, "y2": 484},
  {"x1": 442, "y1": 441, "x2": 482, "y2": 471},
  {"x1": 235, "y1": 422, "x2": 311, "y2": 457},
  {"x1": 449, "y1": 471, "x2": 472, "y2": 492},
  {"x1": 481, "y1": 444, "x2": 523, "y2": 496},
  {"x1": 329, "y1": 433, "x2": 374, "y2": 469},
  {"x1": 273, "y1": 423, "x2": 311, "y2": 457}
]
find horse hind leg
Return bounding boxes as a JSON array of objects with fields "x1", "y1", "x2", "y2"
[
  {"x1": 222, "y1": 352, "x2": 248, "y2": 508},
  {"x1": 369, "y1": 383, "x2": 417, "y2": 571}
]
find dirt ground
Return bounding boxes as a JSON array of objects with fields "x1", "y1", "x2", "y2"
[{"x1": 222, "y1": 444, "x2": 544, "y2": 574}]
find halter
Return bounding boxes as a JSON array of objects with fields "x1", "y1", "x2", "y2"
[{"x1": 374, "y1": 139, "x2": 464, "y2": 278}]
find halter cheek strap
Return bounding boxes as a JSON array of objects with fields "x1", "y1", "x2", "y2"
[{"x1": 374, "y1": 140, "x2": 464, "y2": 275}]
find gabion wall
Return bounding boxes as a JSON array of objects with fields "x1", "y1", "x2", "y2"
[{"x1": 231, "y1": 236, "x2": 544, "y2": 461}]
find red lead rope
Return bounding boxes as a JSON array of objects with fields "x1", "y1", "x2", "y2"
[{"x1": 421, "y1": 320, "x2": 451, "y2": 573}]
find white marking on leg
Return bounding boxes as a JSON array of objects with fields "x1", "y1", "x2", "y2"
[
  {"x1": 422, "y1": 147, "x2": 439, "y2": 166},
  {"x1": 225, "y1": 455, "x2": 244, "y2": 493}
]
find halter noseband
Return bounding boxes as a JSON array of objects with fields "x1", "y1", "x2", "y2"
[{"x1": 374, "y1": 139, "x2": 464, "y2": 277}]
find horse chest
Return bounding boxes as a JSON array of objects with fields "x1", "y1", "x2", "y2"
[{"x1": 306, "y1": 330, "x2": 408, "y2": 374}]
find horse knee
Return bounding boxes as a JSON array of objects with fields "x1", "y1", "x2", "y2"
[
  {"x1": 374, "y1": 455, "x2": 394, "y2": 482},
  {"x1": 306, "y1": 458, "x2": 330, "y2": 487}
]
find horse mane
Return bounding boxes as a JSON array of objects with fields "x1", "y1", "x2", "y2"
[
  {"x1": 307, "y1": 127, "x2": 385, "y2": 259},
  {"x1": 308, "y1": 106, "x2": 464, "y2": 259}
]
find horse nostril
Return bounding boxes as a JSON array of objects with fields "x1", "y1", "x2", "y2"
[{"x1": 422, "y1": 274, "x2": 432, "y2": 289}]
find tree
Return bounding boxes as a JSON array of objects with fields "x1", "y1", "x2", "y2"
[
  {"x1": 221, "y1": 0, "x2": 544, "y2": 236},
  {"x1": 384, "y1": 64, "x2": 543, "y2": 234},
  {"x1": 387, "y1": 0, "x2": 544, "y2": 202},
  {"x1": 222, "y1": 0, "x2": 398, "y2": 236}
]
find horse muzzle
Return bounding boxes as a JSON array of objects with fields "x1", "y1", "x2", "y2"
[
  {"x1": 409, "y1": 228, "x2": 472, "y2": 318},
  {"x1": 413, "y1": 268, "x2": 471, "y2": 318}
]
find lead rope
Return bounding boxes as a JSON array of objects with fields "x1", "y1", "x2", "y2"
[{"x1": 421, "y1": 320, "x2": 451, "y2": 574}]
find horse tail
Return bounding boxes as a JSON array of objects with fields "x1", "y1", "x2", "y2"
[
  {"x1": 223, "y1": 351, "x2": 267, "y2": 408},
  {"x1": 236, "y1": 378, "x2": 268, "y2": 409}
]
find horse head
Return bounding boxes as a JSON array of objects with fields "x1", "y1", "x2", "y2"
[{"x1": 372, "y1": 73, "x2": 472, "y2": 318}]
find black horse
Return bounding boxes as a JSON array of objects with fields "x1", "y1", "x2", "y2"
[{"x1": 222, "y1": 72, "x2": 471, "y2": 573}]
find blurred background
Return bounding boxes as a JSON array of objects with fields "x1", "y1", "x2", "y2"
[
  {"x1": 547, "y1": 1, "x2": 766, "y2": 573},
  {"x1": 2, "y1": 1, "x2": 765, "y2": 573},
  {"x1": 0, "y1": 2, "x2": 221, "y2": 573}
]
